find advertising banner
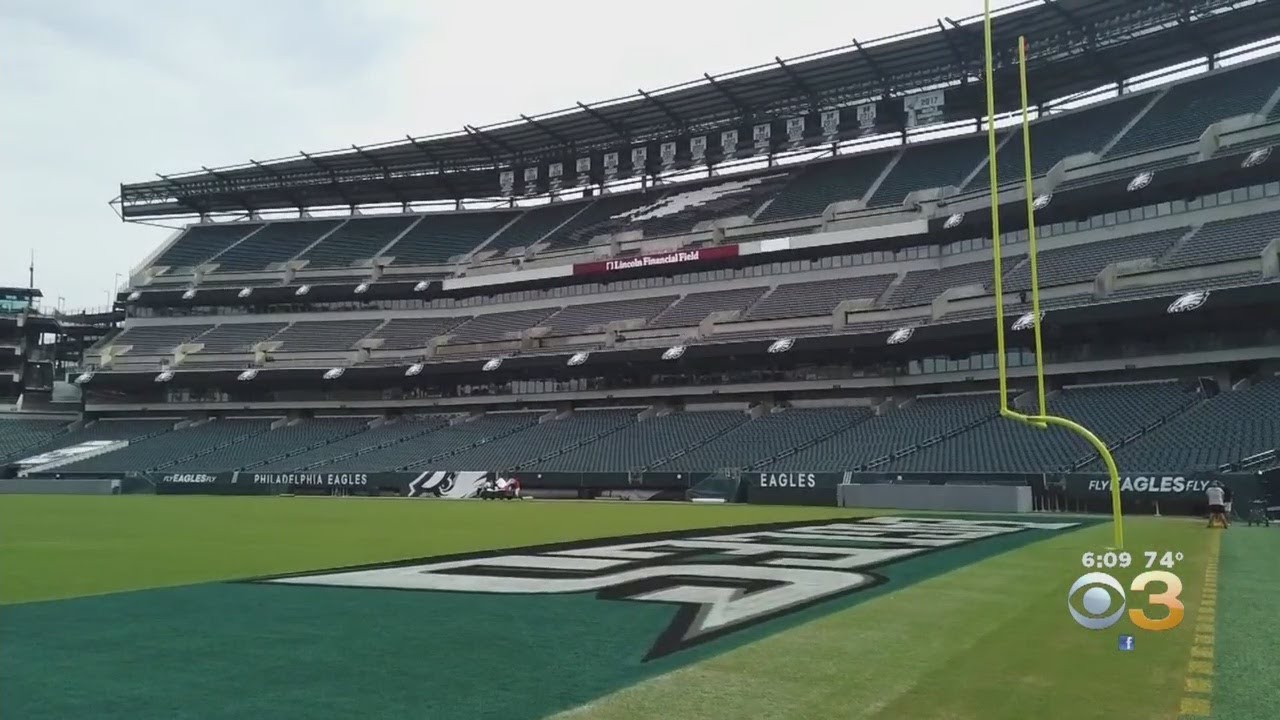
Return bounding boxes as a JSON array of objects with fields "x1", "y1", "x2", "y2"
[
  {"x1": 572, "y1": 245, "x2": 739, "y2": 276},
  {"x1": 745, "y1": 471, "x2": 844, "y2": 506}
]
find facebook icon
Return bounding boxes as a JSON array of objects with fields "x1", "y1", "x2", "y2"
[{"x1": 1118, "y1": 634, "x2": 1135, "y2": 652}]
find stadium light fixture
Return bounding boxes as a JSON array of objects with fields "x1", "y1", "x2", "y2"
[
  {"x1": 1167, "y1": 290, "x2": 1210, "y2": 314},
  {"x1": 405, "y1": 362, "x2": 425, "y2": 377},
  {"x1": 767, "y1": 337, "x2": 795, "y2": 354},
  {"x1": 127, "y1": 290, "x2": 142, "y2": 302},
  {"x1": 236, "y1": 368, "x2": 259, "y2": 382},
  {"x1": 323, "y1": 367, "x2": 345, "y2": 380},
  {"x1": 662, "y1": 345, "x2": 687, "y2": 361},
  {"x1": 74, "y1": 371, "x2": 95, "y2": 385},
  {"x1": 154, "y1": 370, "x2": 175, "y2": 383},
  {"x1": 1032, "y1": 193, "x2": 1052, "y2": 210},
  {"x1": 182, "y1": 288, "x2": 197, "y2": 300},
  {"x1": 1242, "y1": 147, "x2": 1271, "y2": 169},
  {"x1": 886, "y1": 327, "x2": 914, "y2": 345},
  {"x1": 1012, "y1": 311, "x2": 1045, "y2": 331},
  {"x1": 413, "y1": 281, "x2": 430, "y2": 292},
  {"x1": 354, "y1": 282, "x2": 370, "y2": 294},
  {"x1": 238, "y1": 287, "x2": 253, "y2": 299},
  {"x1": 483, "y1": 357, "x2": 503, "y2": 372},
  {"x1": 567, "y1": 351, "x2": 590, "y2": 366},
  {"x1": 295, "y1": 285, "x2": 311, "y2": 297},
  {"x1": 943, "y1": 212, "x2": 965, "y2": 229}
]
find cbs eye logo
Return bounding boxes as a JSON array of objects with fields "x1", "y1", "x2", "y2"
[{"x1": 1067, "y1": 571, "x2": 1185, "y2": 631}]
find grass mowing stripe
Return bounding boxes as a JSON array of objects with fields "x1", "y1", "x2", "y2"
[
  {"x1": 1212, "y1": 526, "x2": 1280, "y2": 720},
  {"x1": 552, "y1": 518, "x2": 1208, "y2": 720},
  {"x1": 0, "y1": 496, "x2": 876, "y2": 604}
]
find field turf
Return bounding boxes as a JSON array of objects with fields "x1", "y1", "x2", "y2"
[{"x1": 1, "y1": 495, "x2": 1276, "y2": 719}]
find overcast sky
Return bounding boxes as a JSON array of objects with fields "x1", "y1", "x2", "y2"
[{"x1": 0, "y1": 0, "x2": 1034, "y2": 311}]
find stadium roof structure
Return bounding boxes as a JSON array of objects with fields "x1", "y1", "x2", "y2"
[{"x1": 117, "y1": 0, "x2": 1280, "y2": 219}]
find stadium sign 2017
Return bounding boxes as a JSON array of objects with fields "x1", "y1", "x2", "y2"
[{"x1": 253, "y1": 515, "x2": 1080, "y2": 661}]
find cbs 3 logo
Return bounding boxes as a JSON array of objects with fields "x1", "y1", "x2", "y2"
[{"x1": 1067, "y1": 571, "x2": 1185, "y2": 631}]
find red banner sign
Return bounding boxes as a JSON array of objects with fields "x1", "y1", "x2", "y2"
[{"x1": 573, "y1": 245, "x2": 739, "y2": 276}]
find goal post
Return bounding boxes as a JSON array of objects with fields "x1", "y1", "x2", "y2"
[{"x1": 982, "y1": 0, "x2": 1125, "y2": 548}]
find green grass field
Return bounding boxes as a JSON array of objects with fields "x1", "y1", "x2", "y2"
[{"x1": 1, "y1": 495, "x2": 1276, "y2": 719}]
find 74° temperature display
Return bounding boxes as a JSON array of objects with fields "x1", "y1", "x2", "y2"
[{"x1": 1081, "y1": 551, "x2": 1185, "y2": 569}]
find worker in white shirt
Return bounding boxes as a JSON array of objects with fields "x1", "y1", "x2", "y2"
[{"x1": 1206, "y1": 482, "x2": 1229, "y2": 529}]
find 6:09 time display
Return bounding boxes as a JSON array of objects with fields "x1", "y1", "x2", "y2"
[{"x1": 1081, "y1": 551, "x2": 1133, "y2": 569}]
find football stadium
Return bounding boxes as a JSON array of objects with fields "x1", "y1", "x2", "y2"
[{"x1": 4, "y1": 1, "x2": 1280, "y2": 718}]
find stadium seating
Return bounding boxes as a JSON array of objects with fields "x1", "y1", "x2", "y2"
[
  {"x1": 745, "y1": 274, "x2": 896, "y2": 320},
  {"x1": 657, "y1": 407, "x2": 873, "y2": 471},
  {"x1": 648, "y1": 287, "x2": 769, "y2": 328},
  {"x1": 1106, "y1": 376, "x2": 1280, "y2": 472},
  {"x1": 1161, "y1": 209, "x2": 1280, "y2": 269},
  {"x1": 447, "y1": 309, "x2": 558, "y2": 345},
  {"x1": 383, "y1": 212, "x2": 514, "y2": 265},
  {"x1": 766, "y1": 395, "x2": 998, "y2": 471},
  {"x1": 756, "y1": 152, "x2": 895, "y2": 222},
  {"x1": 55, "y1": 419, "x2": 274, "y2": 473},
  {"x1": 297, "y1": 216, "x2": 417, "y2": 268},
  {"x1": 1106, "y1": 57, "x2": 1280, "y2": 158},
  {"x1": 480, "y1": 204, "x2": 583, "y2": 255},
  {"x1": 1001, "y1": 227, "x2": 1186, "y2": 291},
  {"x1": 887, "y1": 259, "x2": 1010, "y2": 308},
  {"x1": 871, "y1": 135, "x2": 992, "y2": 207},
  {"x1": 368, "y1": 317, "x2": 469, "y2": 351},
  {"x1": 531, "y1": 410, "x2": 748, "y2": 471},
  {"x1": 542, "y1": 296, "x2": 677, "y2": 336},
  {"x1": 539, "y1": 194, "x2": 657, "y2": 250},
  {"x1": 885, "y1": 382, "x2": 1196, "y2": 473},
  {"x1": 210, "y1": 220, "x2": 343, "y2": 272},
  {"x1": 254, "y1": 416, "x2": 452, "y2": 471},
  {"x1": 0, "y1": 419, "x2": 69, "y2": 461},
  {"x1": 437, "y1": 410, "x2": 637, "y2": 470},
  {"x1": 315, "y1": 413, "x2": 540, "y2": 471},
  {"x1": 270, "y1": 320, "x2": 383, "y2": 352},
  {"x1": 151, "y1": 223, "x2": 260, "y2": 271},
  {"x1": 184, "y1": 417, "x2": 371, "y2": 471},
  {"x1": 990, "y1": 93, "x2": 1153, "y2": 185},
  {"x1": 107, "y1": 324, "x2": 214, "y2": 354},
  {"x1": 193, "y1": 323, "x2": 288, "y2": 353}
]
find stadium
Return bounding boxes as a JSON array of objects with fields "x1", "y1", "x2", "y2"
[{"x1": 3, "y1": 0, "x2": 1280, "y2": 717}]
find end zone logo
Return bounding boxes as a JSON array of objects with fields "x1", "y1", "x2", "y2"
[{"x1": 254, "y1": 516, "x2": 1079, "y2": 660}]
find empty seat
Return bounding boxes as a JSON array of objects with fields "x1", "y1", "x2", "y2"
[
  {"x1": 649, "y1": 287, "x2": 768, "y2": 328},
  {"x1": 533, "y1": 411, "x2": 746, "y2": 471},
  {"x1": 56, "y1": 419, "x2": 273, "y2": 473},
  {"x1": 756, "y1": 153, "x2": 895, "y2": 222},
  {"x1": 887, "y1": 383, "x2": 1195, "y2": 473},
  {"x1": 1107, "y1": 377, "x2": 1280, "y2": 472},
  {"x1": 1107, "y1": 58, "x2": 1280, "y2": 157},
  {"x1": 1162, "y1": 209, "x2": 1280, "y2": 269},
  {"x1": 255, "y1": 416, "x2": 451, "y2": 471},
  {"x1": 316, "y1": 414, "x2": 540, "y2": 471},
  {"x1": 368, "y1": 317, "x2": 469, "y2": 351},
  {"x1": 482, "y1": 204, "x2": 583, "y2": 255},
  {"x1": 447, "y1": 308, "x2": 558, "y2": 345},
  {"x1": 150, "y1": 223, "x2": 261, "y2": 271},
  {"x1": 888, "y1": 259, "x2": 1014, "y2": 308},
  {"x1": 1002, "y1": 227, "x2": 1186, "y2": 291},
  {"x1": 870, "y1": 135, "x2": 993, "y2": 207},
  {"x1": 746, "y1": 274, "x2": 896, "y2": 320},
  {"x1": 193, "y1": 323, "x2": 288, "y2": 353},
  {"x1": 186, "y1": 417, "x2": 370, "y2": 471},
  {"x1": 542, "y1": 296, "x2": 677, "y2": 336},
  {"x1": 658, "y1": 408, "x2": 872, "y2": 471},
  {"x1": 270, "y1": 320, "x2": 382, "y2": 352},
  {"x1": 298, "y1": 216, "x2": 417, "y2": 268},
  {"x1": 383, "y1": 213, "x2": 513, "y2": 265},
  {"x1": 438, "y1": 410, "x2": 636, "y2": 470},
  {"x1": 210, "y1": 220, "x2": 342, "y2": 272},
  {"x1": 108, "y1": 324, "x2": 214, "y2": 354}
]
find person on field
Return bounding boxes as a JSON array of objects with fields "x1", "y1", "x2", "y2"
[
  {"x1": 1222, "y1": 484, "x2": 1234, "y2": 519},
  {"x1": 1206, "y1": 482, "x2": 1229, "y2": 528}
]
